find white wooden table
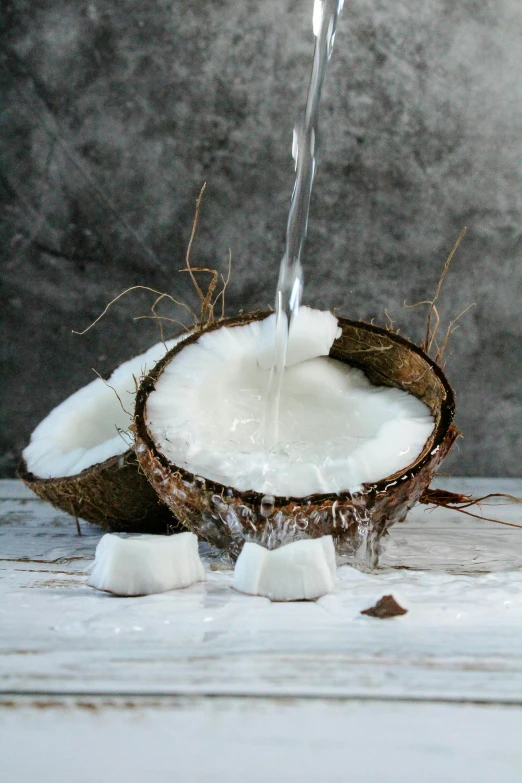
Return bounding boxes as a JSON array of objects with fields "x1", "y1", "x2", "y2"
[{"x1": 1, "y1": 478, "x2": 521, "y2": 782}]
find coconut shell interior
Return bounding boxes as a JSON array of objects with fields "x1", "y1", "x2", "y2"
[{"x1": 134, "y1": 313, "x2": 458, "y2": 560}]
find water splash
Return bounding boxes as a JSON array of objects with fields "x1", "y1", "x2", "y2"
[
  {"x1": 264, "y1": 0, "x2": 345, "y2": 449},
  {"x1": 192, "y1": 486, "x2": 387, "y2": 570},
  {"x1": 352, "y1": 509, "x2": 382, "y2": 572}
]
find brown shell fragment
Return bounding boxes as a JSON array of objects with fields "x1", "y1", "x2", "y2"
[
  {"x1": 361, "y1": 595, "x2": 408, "y2": 618},
  {"x1": 134, "y1": 313, "x2": 458, "y2": 560}
]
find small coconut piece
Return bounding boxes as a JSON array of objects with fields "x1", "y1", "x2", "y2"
[
  {"x1": 134, "y1": 311, "x2": 458, "y2": 560},
  {"x1": 19, "y1": 335, "x2": 188, "y2": 533},
  {"x1": 88, "y1": 531, "x2": 205, "y2": 596},
  {"x1": 233, "y1": 536, "x2": 337, "y2": 601}
]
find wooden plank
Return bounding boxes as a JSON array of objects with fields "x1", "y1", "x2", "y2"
[
  {"x1": 1, "y1": 696, "x2": 521, "y2": 783},
  {"x1": 0, "y1": 480, "x2": 36, "y2": 500},
  {"x1": 1, "y1": 479, "x2": 521, "y2": 702}
]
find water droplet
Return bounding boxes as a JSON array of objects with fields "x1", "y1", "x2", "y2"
[{"x1": 260, "y1": 495, "x2": 276, "y2": 518}]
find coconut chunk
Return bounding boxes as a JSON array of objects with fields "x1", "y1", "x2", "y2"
[
  {"x1": 87, "y1": 532, "x2": 205, "y2": 596},
  {"x1": 233, "y1": 537, "x2": 337, "y2": 601}
]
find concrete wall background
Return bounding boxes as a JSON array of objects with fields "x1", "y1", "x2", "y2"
[{"x1": 1, "y1": 0, "x2": 521, "y2": 477}]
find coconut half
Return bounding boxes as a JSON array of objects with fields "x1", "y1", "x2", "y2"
[
  {"x1": 134, "y1": 311, "x2": 458, "y2": 561},
  {"x1": 19, "y1": 335, "x2": 188, "y2": 533}
]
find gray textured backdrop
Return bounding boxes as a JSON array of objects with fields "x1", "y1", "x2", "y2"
[{"x1": 1, "y1": 0, "x2": 521, "y2": 477}]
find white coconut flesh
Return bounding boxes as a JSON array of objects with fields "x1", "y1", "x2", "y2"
[
  {"x1": 145, "y1": 307, "x2": 435, "y2": 497},
  {"x1": 233, "y1": 536, "x2": 337, "y2": 601},
  {"x1": 88, "y1": 531, "x2": 205, "y2": 596},
  {"x1": 23, "y1": 335, "x2": 187, "y2": 479}
]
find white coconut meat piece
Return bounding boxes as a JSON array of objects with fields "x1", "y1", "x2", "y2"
[
  {"x1": 233, "y1": 537, "x2": 337, "y2": 601},
  {"x1": 145, "y1": 307, "x2": 435, "y2": 497},
  {"x1": 88, "y1": 532, "x2": 205, "y2": 596},
  {"x1": 23, "y1": 335, "x2": 186, "y2": 479}
]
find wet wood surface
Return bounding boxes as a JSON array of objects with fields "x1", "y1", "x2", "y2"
[{"x1": 1, "y1": 478, "x2": 521, "y2": 781}]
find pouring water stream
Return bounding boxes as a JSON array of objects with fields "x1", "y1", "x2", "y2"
[{"x1": 264, "y1": 0, "x2": 345, "y2": 449}]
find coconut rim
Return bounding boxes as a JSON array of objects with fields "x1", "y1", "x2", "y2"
[
  {"x1": 17, "y1": 450, "x2": 133, "y2": 487},
  {"x1": 134, "y1": 311, "x2": 456, "y2": 507}
]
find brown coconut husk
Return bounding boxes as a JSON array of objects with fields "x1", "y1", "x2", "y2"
[
  {"x1": 134, "y1": 312, "x2": 458, "y2": 561},
  {"x1": 18, "y1": 450, "x2": 177, "y2": 534}
]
